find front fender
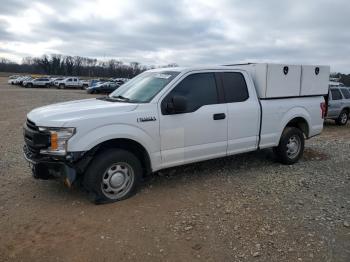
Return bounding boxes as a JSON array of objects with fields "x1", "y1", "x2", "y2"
[{"x1": 67, "y1": 124, "x2": 158, "y2": 155}]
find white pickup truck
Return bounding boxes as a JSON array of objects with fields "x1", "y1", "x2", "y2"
[
  {"x1": 23, "y1": 63, "x2": 329, "y2": 204},
  {"x1": 54, "y1": 77, "x2": 89, "y2": 89}
]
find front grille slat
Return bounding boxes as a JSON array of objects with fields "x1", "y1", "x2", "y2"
[
  {"x1": 26, "y1": 119, "x2": 38, "y2": 131},
  {"x1": 24, "y1": 118, "x2": 50, "y2": 151}
]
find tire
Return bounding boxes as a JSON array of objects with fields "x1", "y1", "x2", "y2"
[
  {"x1": 273, "y1": 127, "x2": 305, "y2": 165},
  {"x1": 335, "y1": 110, "x2": 348, "y2": 126},
  {"x1": 83, "y1": 149, "x2": 142, "y2": 204},
  {"x1": 59, "y1": 84, "x2": 65, "y2": 89},
  {"x1": 27, "y1": 83, "x2": 33, "y2": 88},
  {"x1": 45, "y1": 83, "x2": 50, "y2": 88}
]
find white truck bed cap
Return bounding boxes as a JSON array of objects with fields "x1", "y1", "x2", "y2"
[{"x1": 227, "y1": 63, "x2": 330, "y2": 99}]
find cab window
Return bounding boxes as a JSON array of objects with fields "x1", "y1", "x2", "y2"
[
  {"x1": 221, "y1": 72, "x2": 249, "y2": 102},
  {"x1": 162, "y1": 73, "x2": 219, "y2": 114}
]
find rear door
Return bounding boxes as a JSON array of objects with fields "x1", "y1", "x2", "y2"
[
  {"x1": 66, "y1": 78, "x2": 73, "y2": 87},
  {"x1": 220, "y1": 72, "x2": 260, "y2": 154},
  {"x1": 159, "y1": 72, "x2": 228, "y2": 168},
  {"x1": 340, "y1": 88, "x2": 350, "y2": 108},
  {"x1": 36, "y1": 78, "x2": 44, "y2": 86},
  {"x1": 42, "y1": 78, "x2": 49, "y2": 86},
  {"x1": 328, "y1": 88, "x2": 343, "y2": 117},
  {"x1": 73, "y1": 78, "x2": 79, "y2": 88}
]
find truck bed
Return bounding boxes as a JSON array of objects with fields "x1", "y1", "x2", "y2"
[{"x1": 258, "y1": 96, "x2": 324, "y2": 149}]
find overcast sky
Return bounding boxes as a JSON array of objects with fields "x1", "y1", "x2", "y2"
[{"x1": 0, "y1": 0, "x2": 349, "y2": 72}]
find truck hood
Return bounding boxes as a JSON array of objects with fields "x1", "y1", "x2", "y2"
[{"x1": 27, "y1": 98, "x2": 138, "y2": 127}]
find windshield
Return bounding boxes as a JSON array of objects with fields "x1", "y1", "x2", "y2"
[{"x1": 109, "y1": 71, "x2": 180, "y2": 103}]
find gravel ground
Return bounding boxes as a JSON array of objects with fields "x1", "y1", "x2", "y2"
[{"x1": 0, "y1": 77, "x2": 349, "y2": 262}]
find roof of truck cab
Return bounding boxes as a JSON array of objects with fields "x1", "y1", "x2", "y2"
[{"x1": 149, "y1": 66, "x2": 243, "y2": 73}]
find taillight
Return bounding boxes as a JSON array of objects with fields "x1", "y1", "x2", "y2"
[{"x1": 320, "y1": 102, "x2": 326, "y2": 119}]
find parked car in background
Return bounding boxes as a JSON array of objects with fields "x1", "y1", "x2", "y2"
[
  {"x1": 20, "y1": 76, "x2": 33, "y2": 86},
  {"x1": 49, "y1": 77, "x2": 62, "y2": 86},
  {"x1": 326, "y1": 87, "x2": 350, "y2": 125},
  {"x1": 86, "y1": 81, "x2": 120, "y2": 94},
  {"x1": 13, "y1": 76, "x2": 28, "y2": 85},
  {"x1": 55, "y1": 77, "x2": 89, "y2": 89},
  {"x1": 17, "y1": 76, "x2": 27, "y2": 85},
  {"x1": 89, "y1": 78, "x2": 110, "y2": 87},
  {"x1": 89, "y1": 79, "x2": 102, "y2": 87},
  {"x1": 24, "y1": 78, "x2": 52, "y2": 88},
  {"x1": 8, "y1": 75, "x2": 20, "y2": 84},
  {"x1": 110, "y1": 78, "x2": 129, "y2": 86},
  {"x1": 10, "y1": 76, "x2": 21, "y2": 85}
]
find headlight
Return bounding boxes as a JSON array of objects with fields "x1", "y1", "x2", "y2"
[{"x1": 38, "y1": 127, "x2": 76, "y2": 155}]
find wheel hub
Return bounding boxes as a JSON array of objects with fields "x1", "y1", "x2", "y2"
[
  {"x1": 341, "y1": 113, "x2": 347, "y2": 123},
  {"x1": 286, "y1": 135, "x2": 300, "y2": 158},
  {"x1": 288, "y1": 141, "x2": 298, "y2": 153},
  {"x1": 110, "y1": 172, "x2": 125, "y2": 188},
  {"x1": 101, "y1": 162, "x2": 135, "y2": 200}
]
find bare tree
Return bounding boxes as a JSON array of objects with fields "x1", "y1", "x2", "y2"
[{"x1": 0, "y1": 53, "x2": 178, "y2": 78}]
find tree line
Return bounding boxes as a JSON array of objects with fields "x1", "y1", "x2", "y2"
[
  {"x1": 331, "y1": 72, "x2": 350, "y2": 87},
  {"x1": 0, "y1": 55, "x2": 178, "y2": 78}
]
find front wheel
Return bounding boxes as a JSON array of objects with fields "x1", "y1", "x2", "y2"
[
  {"x1": 335, "y1": 110, "x2": 348, "y2": 126},
  {"x1": 273, "y1": 127, "x2": 304, "y2": 165},
  {"x1": 83, "y1": 149, "x2": 142, "y2": 204}
]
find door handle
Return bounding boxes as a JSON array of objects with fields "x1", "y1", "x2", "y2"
[{"x1": 213, "y1": 113, "x2": 226, "y2": 120}]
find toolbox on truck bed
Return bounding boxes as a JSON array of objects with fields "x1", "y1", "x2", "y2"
[{"x1": 228, "y1": 63, "x2": 330, "y2": 98}]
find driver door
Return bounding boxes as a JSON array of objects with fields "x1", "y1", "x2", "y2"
[{"x1": 159, "y1": 72, "x2": 228, "y2": 169}]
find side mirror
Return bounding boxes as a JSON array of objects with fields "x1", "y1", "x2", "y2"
[{"x1": 167, "y1": 95, "x2": 187, "y2": 113}]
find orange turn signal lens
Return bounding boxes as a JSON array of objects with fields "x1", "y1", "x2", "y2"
[{"x1": 50, "y1": 132, "x2": 58, "y2": 150}]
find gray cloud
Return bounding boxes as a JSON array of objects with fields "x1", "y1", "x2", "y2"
[{"x1": 0, "y1": 0, "x2": 349, "y2": 72}]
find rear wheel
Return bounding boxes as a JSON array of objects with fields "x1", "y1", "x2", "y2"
[
  {"x1": 335, "y1": 110, "x2": 348, "y2": 125},
  {"x1": 27, "y1": 83, "x2": 33, "y2": 88},
  {"x1": 83, "y1": 149, "x2": 142, "y2": 204},
  {"x1": 273, "y1": 127, "x2": 304, "y2": 165},
  {"x1": 59, "y1": 84, "x2": 65, "y2": 89}
]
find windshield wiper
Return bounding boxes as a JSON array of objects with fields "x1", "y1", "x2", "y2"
[{"x1": 112, "y1": 95, "x2": 130, "y2": 102}]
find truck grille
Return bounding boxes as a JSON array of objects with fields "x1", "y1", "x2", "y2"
[
  {"x1": 26, "y1": 119, "x2": 38, "y2": 131},
  {"x1": 24, "y1": 118, "x2": 50, "y2": 153}
]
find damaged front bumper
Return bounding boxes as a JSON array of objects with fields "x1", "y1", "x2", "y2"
[{"x1": 23, "y1": 145, "x2": 81, "y2": 187}]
